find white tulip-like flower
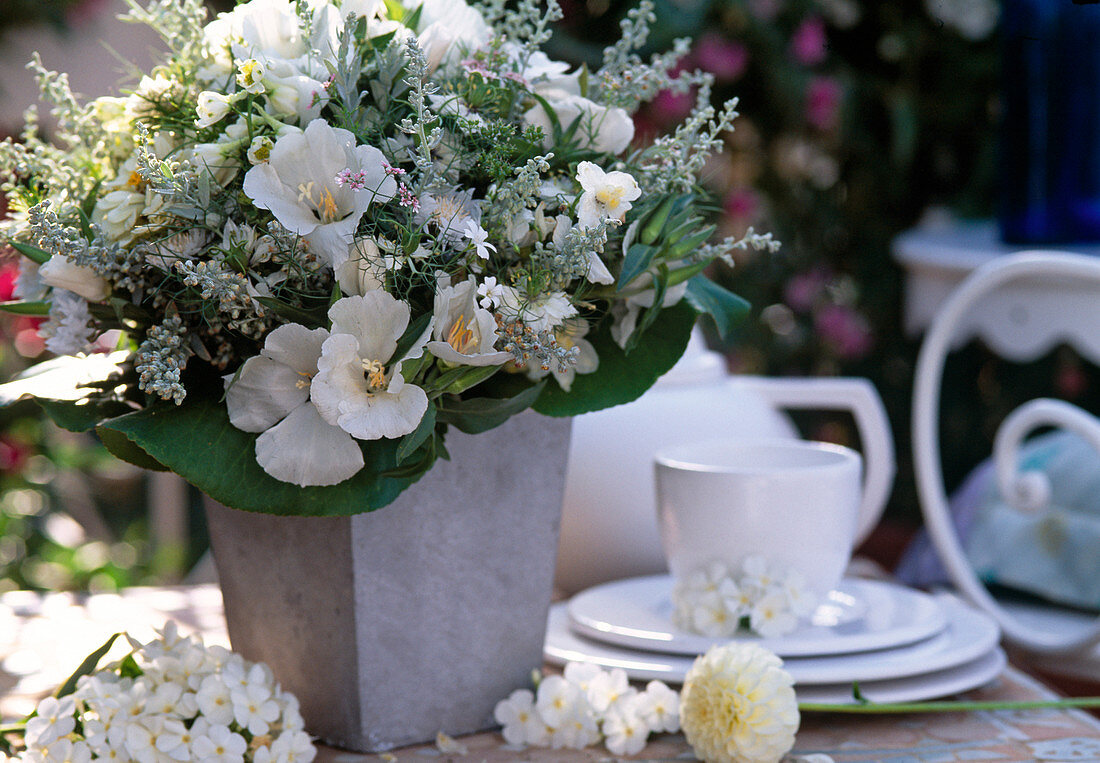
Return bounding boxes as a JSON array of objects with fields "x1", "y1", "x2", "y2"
[
  {"x1": 680, "y1": 643, "x2": 799, "y2": 763},
  {"x1": 224, "y1": 322, "x2": 366, "y2": 487},
  {"x1": 196, "y1": 91, "x2": 234, "y2": 128},
  {"x1": 524, "y1": 89, "x2": 634, "y2": 155},
  {"x1": 38, "y1": 255, "x2": 109, "y2": 303},
  {"x1": 311, "y1": 291, "x2": 432, "y2": 441},
  {"x1": 243, "y1": 119, "x2": 396, "y2": 268},
  {"x1": 575, "y1": 161, "x2": 640, "y2": 230},
  {"x1": 336, "y1": 237, "x2": 387, "y2": 296},
  {"x1": 426, "y1": 275, "x2": 512, "y2": 367},
  {"x1": 414, "y1": 0, "x2": 493, "y2": 70},
  {"x1": 497, "y1": 286, "x2": 577, "y2": 333},
  {"x1": 236, "y1": 58, "x2": 266, "y2": 93}
]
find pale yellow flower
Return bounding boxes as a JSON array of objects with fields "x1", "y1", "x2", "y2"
[{"x1": 679, "y1": 643, "x2": 799, "y2": 763}]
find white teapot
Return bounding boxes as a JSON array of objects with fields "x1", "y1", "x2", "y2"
[{"x1": 554, "y1": 330, "x2": 896, "y2": 594}]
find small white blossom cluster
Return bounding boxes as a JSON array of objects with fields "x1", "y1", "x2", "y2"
[
  {"x1": 493, "y1": 663, "x2": 679, "y2": 756},
  {"x1": 672, "y1": 556, "x2": 817, "y2": 639},
  {"x1": 7, "y1": 623, "x2": 315, "y2": 763}
]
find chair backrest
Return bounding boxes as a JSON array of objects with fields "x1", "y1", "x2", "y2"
[{"x1": 914, "y1": 251, "x2": 1100, "y2": 654}]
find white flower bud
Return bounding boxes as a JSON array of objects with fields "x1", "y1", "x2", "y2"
[{"x1": 195, "y1": 91, "x2": 232, "y2": 128}]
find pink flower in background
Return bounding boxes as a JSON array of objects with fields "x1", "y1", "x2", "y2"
[
  {"x1": 651, "y1": 88, "x2": 695, "y2": 126},
  {"x1": 784, "y1": 269, "x2": 828, "y2": 313},
  {"x1": 723, "y1": 187, "x2": 760, "y2": 222},
  {"x1": 0, "y1": 260, "x2": 17, "y2": 301},
  {"x1": 790, "y1": 17, "x2": 828, "y2": 66},
  {"x1": 693, "y1": 34, "x2": 749, "y2": 81},
  {"x1": 806, "y1": 76, "x2": 843, "y2": 131},
  {"x1": 815, "y1": 304, "x2": 873, "y2": 360}
]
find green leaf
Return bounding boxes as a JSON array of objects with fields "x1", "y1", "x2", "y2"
[
  {"x1": 624, "y1": 266, "x2": 669, "y2": 354},
  {"x1": 0, "y1": 300, "x2": 49, "y2": 316},
  {"x1": 618, "y1": 243, "x2": 657, "y2": 290},
  {"x1": 665, "y1": 224, "x2": 716, "y2": 259},
  {"x1": 254, "y1": 296, "x2": 325, "y2": 327},
  {"x1": 396, "y1": 402, "x2": 436, "y2": 464},
  {"x1": 0, "y1": 353, "x2": 129, "y2": 407},
  {"x1": 392, "y1": 312, "x2": 433, "y2": 364},
  {"x1": 684, "y1": 275, "x2": 750, "y2": 340},
  {"x1": 436, "y1": 381, "x2": 545, "y2": 434},
  {"x1": 429, "y1": 362, "x2": 499, "y2": 396},
  {"x1": 118, "y1": 654, "x2": 143, "y2": 679},
  {"x1": 10, "y1": 241, "x2": 51, "y2": 264},
  {"x1": 97, "y1": 425, "x2": 169, "y2": 471},
  {"x1": 533, "y1": 300, "x2": 696, "y2": 417},
  {"x1": 77, "y1": 208, "x2": 95, "y2": 243},
  {"x1": 97, "y1": 393, "x2": 420, "y2": 516},
  {"x1": 37, "y1": 398, "x2": 132, "y2": 433},
  {"x1": 54, "y1": 633, "x2": 122, "y2": 699}
]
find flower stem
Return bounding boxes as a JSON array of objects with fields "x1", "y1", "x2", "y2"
[{"x1": 799, "y1": 697, "x2": 1100, "y2": 714}]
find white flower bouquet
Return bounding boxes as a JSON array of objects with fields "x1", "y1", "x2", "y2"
[{"x1": 0, "y1": 0, "x2": 776, "y2": 516}]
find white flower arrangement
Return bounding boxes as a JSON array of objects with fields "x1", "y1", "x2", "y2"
[
  {"x1": 0, "y1": 623, "x2": 315, "y2": 763},
  {"x1": 679, "y1": 643, "x2": 800, "y2": 763},
  {"x1": 672, "y1": 556, "x2": 817, "y2": 639},
  {"x1": 493, "y1": 663, "x2": 679, "y2": 756},
  {"x1": 0, "y1": 0, "x2": 779, "y2": 518}
]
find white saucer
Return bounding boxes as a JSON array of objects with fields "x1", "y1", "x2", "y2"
[
  {"x1": 568, "y1": 576, "x2": 948, "y2": 658},
  {"x1": 548, "y1": 595, "x2": 999, "y2": 686}
]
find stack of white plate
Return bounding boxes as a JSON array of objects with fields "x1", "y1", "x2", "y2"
[{"x1": 544, "y1": 576, "x2": 1006, "y2": 704}]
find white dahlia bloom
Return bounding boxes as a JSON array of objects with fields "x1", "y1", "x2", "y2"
[
  {"x1": 243, "y1": 119, "x2": 396, "y2": 268},
  {"x1": 679, "y1": 643, "x2": 799, "y2": 763}
]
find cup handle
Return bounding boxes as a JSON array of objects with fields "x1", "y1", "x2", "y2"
[{"x1": 734, "y1": 376, "x2": 896, "y2": 545}]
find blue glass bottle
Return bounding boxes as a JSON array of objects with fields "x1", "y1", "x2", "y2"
[{"x1": 1000, "y1": 0, "x2": 1100, "y2": 243}]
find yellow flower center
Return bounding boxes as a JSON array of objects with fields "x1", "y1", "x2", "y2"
[
  {"x1": 595, "y1": 186, "x2": 624, "y2": 208},
  {"x1": 361, "y1": 359, "x2": 388, "y2": 392},
  {"x1": 127, "y1": 170, "x2": 144, "y2": 189},
  {"x1": 298, "y1": 181, "x2": 341, "y2": 224},
  {"x1": 294, "y1": 370, "x2": 312, "y2": 390},
  {"x1": 446, "y1": 314, "x2": 477, "y2": 354}
]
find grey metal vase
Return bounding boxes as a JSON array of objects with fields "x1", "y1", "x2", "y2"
[{"x1": 204, "y1": 411, "x2": 572, "y2": 752}]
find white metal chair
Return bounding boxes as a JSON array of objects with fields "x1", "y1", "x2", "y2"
[{"x1": 914, "y1": 251, "x2": 1100, "y2": 657}]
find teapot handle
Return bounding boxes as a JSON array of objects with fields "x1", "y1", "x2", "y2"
[{"x1": 733, "y1": 376, "x2": 896, "y2": 546}]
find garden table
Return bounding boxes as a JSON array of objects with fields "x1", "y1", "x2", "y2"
[{"x1": 3, "y1": 584, "x2": 1100, "y2": 762}]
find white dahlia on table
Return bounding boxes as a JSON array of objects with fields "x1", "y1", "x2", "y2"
[{"x1": 0, "y1": 0, "x2": 778, "y2": 517}]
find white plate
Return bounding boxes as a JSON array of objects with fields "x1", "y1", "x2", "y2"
[
  {"x1": 548, "y1": 595, "x2": 999, "y2": 685},
  {"x1": 568, "y1": 576, "x2": 947, "y2": 658}
]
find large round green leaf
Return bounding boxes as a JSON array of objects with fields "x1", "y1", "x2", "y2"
[
  {"x1": 98, "y1": 395, "x2": 419, "y2": 516},
  {"x1": 533, "y1": 301, "x2": 696, "y2": 417}
]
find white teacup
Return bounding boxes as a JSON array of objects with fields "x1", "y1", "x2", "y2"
[{"x1": 655, "y1": 439, "x2": 863, "y2": 607}]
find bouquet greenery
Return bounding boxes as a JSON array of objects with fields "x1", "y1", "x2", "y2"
[{"x1": 0, "y1": 0, "x2": 775, "y2": 517}]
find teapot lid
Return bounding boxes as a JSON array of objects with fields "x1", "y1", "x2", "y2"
[{"x1": 655, "y1": 327, "x2": 728, "y2": 387}]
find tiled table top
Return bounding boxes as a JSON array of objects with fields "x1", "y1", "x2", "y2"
[{"x1": 4, "y1": 585, "x2": 1100, "y2": 762}]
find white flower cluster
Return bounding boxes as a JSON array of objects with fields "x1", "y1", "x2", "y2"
[
  {"x1": 672, "y1": 556, "x2": 817, "y2": 639},
  {"x1": 7, "y1": 623, "x2": 315, "y2": 763},
  {"x1": 493, "y1": 663, "x2": 679, "y2": 756}
]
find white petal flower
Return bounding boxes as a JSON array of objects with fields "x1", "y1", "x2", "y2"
[
  {"x1": 311, "y1": 292, "x2": 431, "y2": 440},
  {"x1": 426, "y1": 275, "x2": 512, "y2": 367},
  {"x1": 336, "y1": 237, "x2": 387, "y2": 296},
  {"x1": 602, "y1": 695, "x2": 650, "y2": 757},
  {"x1": 523, "y1": 90, "x2": 634, "y2": 155},
  {"x1": 534, "y1": 675, "x2": 586, "y2": 729},
  {"x1": 750, "y1": 590, "x2": 800, "y2": 639},
  {"x1": 269, "y1": 729, "x2": 317, "y2": 762},
  {"x1": 40, "y1": 289, "x2": 95, "y2": 356},
  {"x1": 243, "y1": 119, "x2": 396, "y2": 268},
  {"x1": 414, "y1": 0, "x2": 492, "y2": 70},
  {"x1": 196, "y1": 675, "x2": 237, "y2": 726},
  {"x1": 637, "y1": 680, "x2": 680, "y2": 734},
  {"x1": 225, "y1": 323, "x2": 365, "y2": 487},
  {"x1": 196, "y1": 91, "x2": 233, "y2": 128},
  {"x1": 497, "y1": 286, "x2": 577, "y2": 333},
  {"x1": 680, "y1": 643, "x2": 799, "y2": 763},
  {"x1": 236, "y1": 58, "x2": 267, "y2": 93},
  {"x1": 462, "y1": 219, "x2": 497, "y2": 259},
  {"x1": 575, "y1": 161, "x2": 641, "y2": 229},
  {"x1": 190, "y1": 724, "x2": 247, "y2": 763},
  {"x1": 476, "y1": 276, "x2": 505, "y2": 309},
  {"x1": 494, "y1": 688, "x2": 550, "y2": 747},
  {"x1": 39, "y1": 255, "x2": 110, "y2": 302},
  {"x1": 25, "y1": 696, "x2": 77, "y2": 749},
  {"x1": 584, "y1": 667, "x2": 632, "y2": 715}
]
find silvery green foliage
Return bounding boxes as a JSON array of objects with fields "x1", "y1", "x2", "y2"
[{"x1": 135, "y1": 315, "x2": 191, "y2": 404}]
